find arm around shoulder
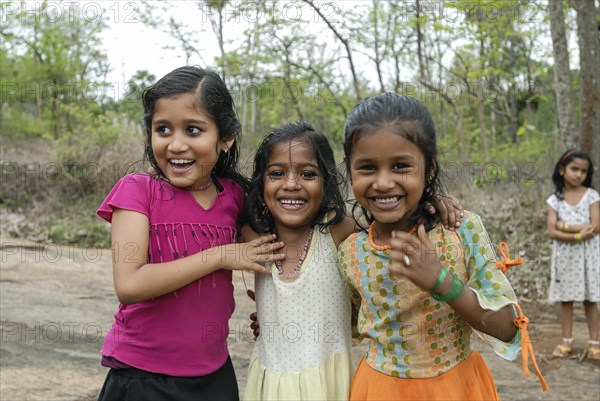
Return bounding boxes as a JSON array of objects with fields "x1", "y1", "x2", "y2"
[{"x1": 330, "y1": 214, "x2": 359, "y2": 248}]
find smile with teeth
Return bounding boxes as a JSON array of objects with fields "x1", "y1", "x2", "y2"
[
  {"x1": 279, "y1": 199, "x2": 306, "y2": 205},
  {"x1": 170, "y1": 159, "x2": 195, "y2": 165},
  {"x1": 278, "y1": 199, "x2": 307, "y2": 211},
  {"x1": 169, "y1": 159, "x2": 195, "y2": 171},
  {"x1": 373, "y1": 196, "x2": 401, "y2": 204}
]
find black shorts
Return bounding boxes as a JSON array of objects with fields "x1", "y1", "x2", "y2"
[{"x1": 97, "y1": 357, "x2": 239, "y2": 401}]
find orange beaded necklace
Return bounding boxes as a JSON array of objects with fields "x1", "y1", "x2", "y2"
[{"x1": 368, "y1": 222, "x2": 417, "y2": 251}]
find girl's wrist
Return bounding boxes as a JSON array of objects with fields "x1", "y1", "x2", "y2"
[
  {"x1": 574, "y1": 233, "x2": 582, "y2": 242},
  {"x1": 430, "y1": 269, "x2": 464, "y2": 303},
  {"x1": 430, "y1": 266, "x2": 448, "y2": 294}
]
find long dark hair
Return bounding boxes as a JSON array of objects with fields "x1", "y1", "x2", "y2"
[
  {"x1": 343, "y1": 92, "x2": 443, "y2": 231},
  {"x1": 141, "y1": 66, "x2": 248, "y2": 192},
  {"x1": 552, "y1": 149, "x2": 594, "y2": 199},
  {"x1": 247, "y1": 121, "x2": 346, "y2": 234}
]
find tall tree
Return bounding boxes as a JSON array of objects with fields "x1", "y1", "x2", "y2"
[
  {"x1": 572, "y1": 0, "x2": 600, "y2": 187},
  {"x1": 549, "y1": 0, "x2": 578, "y2": 152}
]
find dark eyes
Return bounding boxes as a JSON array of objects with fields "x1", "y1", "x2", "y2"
[
  {"x1": 355, "y1": 164, "x2": 375, "y2": 171},
  {"x1": 156, "y1": 126, "x2": 170, "y2": 135},
  {"x1": 355, "y1": 163, "x2": 410, "y2": 172},
  {"x1": 392, "y1": 163, "x2": 410, "y2": 170},
  {"x1": 154, "y1": 126, "x2": 202, "y2": 135},
  {"x1": 267, "y1": 170, "x2": 319, "y2": 180},
  {"x1": 268, "y1": 170, "x2": 285, "y2": 179},
  {"x1": 300, "y1": 171, "x2": 318, "y2": 179}
]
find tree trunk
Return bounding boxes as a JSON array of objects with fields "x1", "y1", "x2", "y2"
[
  {"x1": 490, "y1": 109, "x2": 496, "y2": 148},
  {"x1": 476, "y1": 79, "x2": 488, "y2": 161},
  {"x1": 476, "y1": 38, "x2": 488, "y2": 161},
  {"x1": 415, "y1": 0, "x2": 426, "y2": 80},
  {"x1": 572, "y1": 0, "x2": 600, "y2": 188},
  {"x1": 549, "y1": 0, "x2": 578, "y2": 153},
  {"x1": 509, "y1": 84, "x2": 518, "y2": 144}
]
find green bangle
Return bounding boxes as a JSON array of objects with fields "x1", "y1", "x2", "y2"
[
  {"x1": 574, "y1": 233, "x2": 582, "y2": 242},
  {"x1": 431, "y1": 274, "x2": 464, "y2": 303},
  {"x1": 430, "y1": 267, "x2": 449, "y2": 294}
]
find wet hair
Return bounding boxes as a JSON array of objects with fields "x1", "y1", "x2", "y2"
[
  {"x1": 141, "y1": 66, "x2": 247, "y2": 192},
  {"x1": 342, "y1": 92, "x2": 443, "y2": 231},
  {"x1": 552, "y1": 149, "x2": 594, "y2": 199},
  {"x1": 247, "y1": 121, "x2": 346, "y2": 234}
]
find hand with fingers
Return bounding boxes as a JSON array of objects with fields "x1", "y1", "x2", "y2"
[
  {"x1": 221, "y1": 234, "x2": 285, "y2": 274},
  {"x1": 579, "y1": 224, "x2": 598, "y2": 241},
  {"x1": 247, "y1": 289, "x2": 260, "y2": 340},
  {"x1": 426, "y1": 194, "x2": 464, "y2": 231},
  {"x1": 388, "y1": 225, "x2": 445, "y2": 292}
]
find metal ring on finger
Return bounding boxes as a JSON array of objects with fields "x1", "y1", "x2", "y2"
[{"x1": 402, "y1": 254, "x2": 411, "y2": 267}]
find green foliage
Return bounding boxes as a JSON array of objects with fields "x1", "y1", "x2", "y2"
[
  {"x1": 0, "y1": 0, "x2": 588, "y2": 255},
  {"x1": 1, "y1": 1, "x2": 110, "y2": 139},
  {"x1": 467, "y1": 132, "x2": 554, "y2": 187},
  {"x1": 46, "y1": 210, "x2": 111, "y2": 248}
]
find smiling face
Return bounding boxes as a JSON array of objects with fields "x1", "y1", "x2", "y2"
[
  {"x1": 263, "y1": 140, "x2": 324, "y2": 231},
  {"x1": 349, "y1": 129, "x2": 426, "y2": 232},
  {"x1": 560, "y1": 157, "x2": 590, "y2": 189},
  {"x1": 151, "y1": 93, "x2": 230, "y2": 188}
]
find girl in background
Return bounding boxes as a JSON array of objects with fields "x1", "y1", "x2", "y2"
[
  {"x1": 339, "y1": 93, "x2": 526, "y2": 400},
  {"x1": 546, "y1": 149, "x2": 599, "y2": 360},
  {"x1": 96, "y1": 66, "x2": 283, "y2": 401}
]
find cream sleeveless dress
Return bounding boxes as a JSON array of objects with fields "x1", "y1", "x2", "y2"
[{"x1": 244, "y1": 226, "x2": 353, "y2": 401}]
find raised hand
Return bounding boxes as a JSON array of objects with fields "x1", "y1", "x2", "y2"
[{"x1": 388, "y1": 224, "x2": 443, "y2": 292}]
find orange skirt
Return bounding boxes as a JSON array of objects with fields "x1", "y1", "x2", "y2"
[{"x1": 350, "y1": 351, "x2": 500, "y2": 401}]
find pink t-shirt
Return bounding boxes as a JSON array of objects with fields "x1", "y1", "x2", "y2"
[{"x1": 97, "y1": 174, "x2": 244, "y2": 376}]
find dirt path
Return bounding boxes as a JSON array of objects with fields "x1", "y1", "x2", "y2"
[{"x1": 1, "y1": 241, "x2": 598, "y2": 401}]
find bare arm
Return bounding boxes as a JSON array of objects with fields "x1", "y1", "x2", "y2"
[
  {"x1": 111, "y1": 209, "x2": 284, "y2": 305},
  {"x1": 590, "y1": 200, "x2": 600, "y2": 234},
  {"x1": 431, "y1": 265, "x2": 517, "y2": 341},
  {"x1": 556, "y1": 221, "x2": 590, "y2": 233},
  {"x1": 330, "y1": 214, "x2": 359, "y2": 248}
]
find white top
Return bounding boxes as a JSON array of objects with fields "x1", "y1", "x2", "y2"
[{"x1": 244, "y1": 225, "x2": 353, "y2": 400}]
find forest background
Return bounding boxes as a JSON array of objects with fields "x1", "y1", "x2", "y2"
[{"x1": 1, "y1": 0, "x2": 599, "y2": 302}]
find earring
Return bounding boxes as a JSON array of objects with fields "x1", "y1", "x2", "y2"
[{"x1": 223, "y1": 144, "x2": 229, "y2": 153}]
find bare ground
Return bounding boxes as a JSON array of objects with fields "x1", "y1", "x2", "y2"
[{"x1": 0, "y1": 241, "x2": 598, "y2": 401}]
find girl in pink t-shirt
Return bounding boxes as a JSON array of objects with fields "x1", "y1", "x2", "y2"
[{"x1": 96, "y1": 66, "x2": 284, "y2": 401}]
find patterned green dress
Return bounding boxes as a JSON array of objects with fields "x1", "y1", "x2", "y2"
[{"x1": 338, "y1": 211, "x2": 521, "y2": 379}]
